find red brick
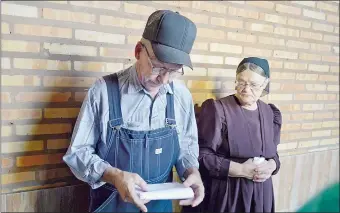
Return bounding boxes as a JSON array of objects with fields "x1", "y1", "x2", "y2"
[
  {"x1": 16, "y1": 153, "x2": 64, "y2": 167},
  {"x1": 47, "y1": 139, "x2": 70, "y2": 150},
  {"x1": 75, "y1": 92, "x2": 87, "y2": 102},
  {"x1": 1, "y1": 172, "x2": 35, "y2": 185},
  {"x1": 38, "y1": 167, "x2": 72, "y2": 181},
  {"x1": 44, "y1": 108, "x2": 80, "y2": 118},
  {"x1": 1, "y1": 157, "x2": 14, "y2": 169}
]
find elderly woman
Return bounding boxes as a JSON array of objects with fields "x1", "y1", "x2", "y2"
[{"x1": 190, "y1": 57, "x2": 282, "y2": 212}]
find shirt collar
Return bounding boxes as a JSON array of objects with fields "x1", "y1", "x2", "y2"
[{"x1": 127, "y1": 63, "x2": 173, "y2": 95}]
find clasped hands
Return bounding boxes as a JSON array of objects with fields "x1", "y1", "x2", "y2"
[{"x1": 241, "y1": 158, "x2": 277, "y2": 182}]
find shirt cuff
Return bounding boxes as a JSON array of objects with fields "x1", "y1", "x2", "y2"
[
  {"x1": 88, "y1": 160, "x2": 111, "y2": 189},
  {"x1": 218, "y1": 157, "x2": 231, "y2": 177},
  {"x1": 176, "y1": 156, "x2": 199, "y2": 181}
]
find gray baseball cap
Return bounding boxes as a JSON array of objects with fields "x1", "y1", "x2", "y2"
[{"x1": 142, "y1": 10, "x2": 197, "y2": 69}]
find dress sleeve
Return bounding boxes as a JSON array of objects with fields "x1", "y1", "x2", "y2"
[
  {"x1": 198, "y1": 99, "x2": 230, "y2": 178},
  {"x1": 268, "y1": 103, "x2": 282, "y2": 175}
]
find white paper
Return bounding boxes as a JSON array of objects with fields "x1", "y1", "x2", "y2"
[
  {"x1": 135, "y1": 182, "x2": 194, "y2": 200},
  {"x1": 253, "y1": 157, "x2": 265, "y2": 165}
]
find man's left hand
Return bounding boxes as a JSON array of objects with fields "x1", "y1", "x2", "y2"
[{"x1": 179, "y1": 167, "x2": 205, "y2": 207}]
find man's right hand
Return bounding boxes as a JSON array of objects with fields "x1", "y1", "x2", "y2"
[{"x1": 102, "y1": 167, "x2": 149, "y2": 212}]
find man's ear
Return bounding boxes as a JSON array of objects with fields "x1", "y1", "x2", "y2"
[{"x1": 135, "y1": 42, "x2": 143, "y2": 59}]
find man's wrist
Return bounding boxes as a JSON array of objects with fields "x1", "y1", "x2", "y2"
[
  {"x1": 102, "y1": 166, "x2": 122, "y2": 185},
  {"x1": 183, "y1": 167, "x2": 199, "y2": 179}
]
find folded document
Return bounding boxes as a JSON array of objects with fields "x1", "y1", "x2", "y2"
[{"x1": 135, "y1": 182, "x2": 194, "y2": 200}]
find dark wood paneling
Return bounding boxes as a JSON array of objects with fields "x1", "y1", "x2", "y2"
[{"x1": 2, "y1": 184, "x2": 89, "y2": 212}]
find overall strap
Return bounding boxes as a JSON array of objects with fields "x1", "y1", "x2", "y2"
[
  {"x1": 165, "y1": 82, "x2": 176, "y2": 126},
  {"x1": 103, "y1": 73, "x2": 123, "y2": 128}
]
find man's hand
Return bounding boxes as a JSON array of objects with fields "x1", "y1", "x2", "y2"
[
  {"x1": 179, "y1": 167, "x2": 205, "y2": 208},
  {"x1": 253, "y1": 159, "x2": 276, "y2": 182},
  {"x1": 102, "y1": 167, "x2": 149, "y2": 212}
]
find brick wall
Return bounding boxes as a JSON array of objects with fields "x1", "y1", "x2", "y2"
[{"x1": 1, "y1": 1, "x2": 339, "y2": 212}]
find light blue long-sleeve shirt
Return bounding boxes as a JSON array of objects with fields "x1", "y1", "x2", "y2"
[{"x1": 63, "y1": 64, "x2": 199, "y2": 189}]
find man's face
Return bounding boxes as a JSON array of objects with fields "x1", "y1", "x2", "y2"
[{"x1": 136, "y1": 42, "x2": 183, "y2": 94}]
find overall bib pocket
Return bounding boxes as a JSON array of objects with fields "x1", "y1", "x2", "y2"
[{"x1": 146, "y1": 132, "x2": 175, "y2": 181}]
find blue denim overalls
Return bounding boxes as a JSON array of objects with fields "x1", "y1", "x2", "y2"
[{"x1": 89, "y1": 73, "x2": 180, "y2": 212}]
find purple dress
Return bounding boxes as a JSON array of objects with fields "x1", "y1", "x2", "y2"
[{"x1": 187, "y1": 95, "x2": 282, "y2": 213}]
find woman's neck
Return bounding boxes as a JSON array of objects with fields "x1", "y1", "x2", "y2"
[
  {"x1": 241, "y1": 102, "x2": 257, "y2": 110},
  {"x1": 234, "y1": 94, "x2": 258, "y2": 110}
]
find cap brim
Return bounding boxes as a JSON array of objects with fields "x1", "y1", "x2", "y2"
[{"x1": 151, "y1": 43, "x2": 193, "y2": 69}]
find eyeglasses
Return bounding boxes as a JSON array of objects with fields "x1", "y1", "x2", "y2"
[
  {"x1": 141, "y1": 43, "x2": 184, "y2": 78},
  {"x1": 235, "y1": 79, "x2": 267, "y2": 91}
]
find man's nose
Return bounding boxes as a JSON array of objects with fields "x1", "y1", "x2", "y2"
[{"x1": 158, "y1": 71, "x2": 170, "y2": 84}]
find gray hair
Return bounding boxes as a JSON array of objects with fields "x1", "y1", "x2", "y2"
[
  {"x1": 140, "y1": 38, "x2": 155, "y2": 55},
  {"x1": 236, "y1": 62, "x2": 267, "y2": 78}
]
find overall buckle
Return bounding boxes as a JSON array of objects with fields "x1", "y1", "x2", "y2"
[
  {"x1": 165, "y1": 118, "x2": 177, "y2": 128},
  {"x1": 108, "y1": 119, "x2": 122, "y2": 130}
]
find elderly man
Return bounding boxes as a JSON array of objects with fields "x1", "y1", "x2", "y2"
[{"x1": 63, "y1": 10, "x2": 204, "y2": 213}]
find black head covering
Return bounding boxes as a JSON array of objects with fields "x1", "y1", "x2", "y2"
[{"x1": 237, "y1": 57, "x2": 270, "y2": 96}]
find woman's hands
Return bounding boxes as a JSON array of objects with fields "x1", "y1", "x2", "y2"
[
  {"x1": 229, "y1": 158, "x2": 277, "y2": 182},
  {"x1": 253, "y1": 159, "x2": 276, "y2": 182},
  {"x1": 229, "y1": 159, "x2": 257, "y2": 180}
]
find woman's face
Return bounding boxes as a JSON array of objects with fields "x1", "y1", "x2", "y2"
[{"x1": 235, "y1": 69, "x2": 268, "y2": 106}]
